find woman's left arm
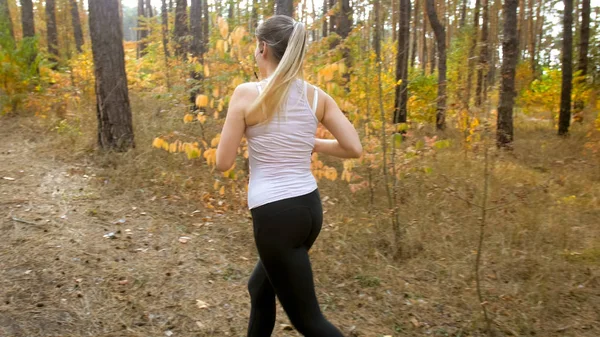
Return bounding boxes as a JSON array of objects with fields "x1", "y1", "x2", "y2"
[{"x1": 216, "y1": 84, "x2": 253, "y2": 172}]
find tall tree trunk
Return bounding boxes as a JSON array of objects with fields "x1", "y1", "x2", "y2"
[
  {"x1": 337, "y1": 0, "x2": 351, "y2": 38},
  {"x1": 174, "y1": 0, "x2": 188, "y2": 59},
  {"x1": 459, "y1": 0, "x2": 467, "y2": 28},
  {"x1": 392, "y1": 0, "x2": 397, "y2": 41},
  {"x1": 426, "y1": 0, "x2": 446, "y2": 129},
  {"x1": 558, "y1": 0, "x2": 573, "y2": 135},
  {"x1": 228, "y1": 0, "x2": 234, "y2": 21},
  {"x1": 46, "y1": 0, "x2": 59, "y2": 64},
  {"x1": 145, "y1": 0, "x2": 153, "y2": 17},
  {"x1": 20, "y1": 0, "x2": 35, "y2": 38},
  {"x1": 535, "y1": 2, "x2": 545, "y2": 76},
  {"x1": 0, "y1": 0, "x2": 14, "y2": 42},
  {"x1": 393, "y1": 0, "x2": 411, "y2": 123},
  {"x1": 70, "y1": 0, "x2": 84, "y2": 53},
  {"x1": 421, "y1": 1, "x2": 427, "y2": 73},
  {"x1": 137, "y1": 0, "x2": 148, "y2": 58},
  {"x1": 373, "y1": 0, "x2": 381, "y2": 58},
  {"x1": 497, "y1": 0, "x2": 518, "y2": 147},
  {"x1": 89, "y1": 0, "x2": 134, "y2": 151},
  {"x1": 161, "y1": 0, "x2": 170, "y2": 58},
  {"x1": 517, "y1": 0, "x2": 526, "y2": 59},
  {"x1": 190, "y1": 0, "x2": 203, "y2": 59},
  {"x1": 573, "y1": 0, "x2": 590, "y2": 114},
  {"x1": 276, "y1": 0, "x2": 293, "y2": 17},
  {"x1": 411, "y1": 0, "x2": 419, "y2": 68},
  {"x1": 529, "y1": 0, "x2": 538, "y2": 75},
  {"x1": 476, "y1": 0, "x2": 489, "y2": 107},
  {"x1": 466, "y1": 0, "x2": 480, "y2": 110}
]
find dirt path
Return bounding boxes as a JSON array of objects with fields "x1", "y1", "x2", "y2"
[{"x1": 0, "y1": 118, "x2": 306, "y2": 336}]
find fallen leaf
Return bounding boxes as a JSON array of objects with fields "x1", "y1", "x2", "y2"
[
  {"x1": 118, "y1": 279, "x2": 129, "y2": 285},
  {"x1": 196, "y1": 299, "x2": 209, "y2": 309},
  {"x1": 410, "y1": 317, "x2": 420, "y2": 328},
  {"x1": 165, "y1": 331, "x2": 174, "y2": 337},
  {"x1": 196, "y1": 321, "x2": 205, "y2": 328},
  {"x1": 179, "y1": 236, "x2": 191, "y2": 244},
  {"x1": 2, "y1": 177, "x2": 15, "y2": 181}
]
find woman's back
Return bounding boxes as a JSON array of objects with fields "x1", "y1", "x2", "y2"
[{"x1": 245, "y1": 78, "x2": 319, "y2": 209}]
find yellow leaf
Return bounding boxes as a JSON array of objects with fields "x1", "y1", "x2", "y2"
[
  {"x1": 218, "y1": 17, "x2": 229, "y2": 38},
  {"x1": 183, "y1": 114, "x2": 194, "y2": 123},
  {"x1": 204, "y1": 64, "x2": 210, "y2": 77},
  {"x1": 213, "y1": 180, "x2": 219, "y2": 190},
  {"x1": 213, "y1": 110, "x2": 219, "y2": 119},
  {"x1": 169, "y1": 142, "x2": 177, "y2": 153},
  {"x1": 161, "y1": 140, "x2": 170, "y2": 151},
  {"x1": 152, "y1": 137, "x2": 164, "y2": 149},
  {"x1": 217, "y1": 100, "x2": 224, "y2": 112},
  {"x1": 197, "y1": 115, "x2": 207, "y2": 124},
  {"x1": 195, "y1": 95, "x2": 209, "y2": 108},
  {"x1": 213, "y1": 87, "x2": 220, "y2": 98},
  {"x1": 211, "y1": 134, "x2": 221, "y2": 147},
  {"x1": 219, "y1": 186, "x2": 225, "y2": 196}
]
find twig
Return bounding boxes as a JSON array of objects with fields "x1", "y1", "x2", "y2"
[{"x1": 11, "y1": 217, "x2": 38, "y2": 225}]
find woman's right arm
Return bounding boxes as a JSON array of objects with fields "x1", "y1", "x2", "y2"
[{"x1": 314, "y1": 90, "x2": 362, "y2": 158}]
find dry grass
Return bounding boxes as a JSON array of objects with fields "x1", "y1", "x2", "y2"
[{"x1": 1, "y1": 95, "x2": 599, "y2": 337}]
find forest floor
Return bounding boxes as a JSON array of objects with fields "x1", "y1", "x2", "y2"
[{"x1": 1, "y1": 101, "x2": 599, "y2": 337}]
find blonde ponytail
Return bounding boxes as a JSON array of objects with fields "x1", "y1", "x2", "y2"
[{"x1": 248, "y1": 16, "x2": 308, "y2": 123}]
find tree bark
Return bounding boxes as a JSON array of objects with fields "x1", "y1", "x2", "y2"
[
  {"x1": 329, "y1": 0, "x2": 336, "y2": 34},
  {"x1": 0, "y1": 0, "x2": 14, "y2": 42},
  {"x1": 373, "y1": 0, "x2": 381, "y2": 58},
  {"x1": 174, "y1": 0, "x2": 188, "y2": 59},
  {"x1": 497, "y1": 0, "x2": 518, "y2": 147},
  {"x1": 190, "y1": 0, "x2": 204, "y2": 59},
  {"x1": 529, "y1": 0, "x2": 538, "y2": 75},
  {"x1": 137, "y1": 0, "x2": 148, "y2": 58},
  {"x1": 70, "y1": 0, "x2": 84, "y2": 53},
  {"x1": 426, "y1": 0, "x2": 446, "y2": 129},
  {"x1": 411, "y1": 0, "x2": 419, "y2": 68},
  {"x1": 337, "y1": 0, "x2": 351, "y2": 38},
  {"x1": 251, "y1": 0, "x2": 258, "y2": 31},
  {"x1": 392, "y1": 0, "x2": 397, "y2": 41},
  {"x1": 572, "y1": 0, "x2": 589, "y2": 115},
  {"x1": 89, "y1": 0, "x2": 135, "y2": 151},
  {"x1": 161, "y1": 0, "x2": 170, "y2": 58},
  {"x1": 466, "y1": 0, "x2": 480, "y2": 110},
  {"x1": 393, "y1": 0, "x2": 411, "y2": 123},
  {"x1": 475, "y1": 0, "x2": 489, "y2": 107},
  {"x1": 276, "y1": 0, "x2": 293, "y2": 17},
  {"x1": 459, "y1": 0, "x2": 467, "y2": 28},
  {"x1": 20, "y1": 0, "x2": 35, "y2": 38},
  {"x1": 517, "y1": 0, "x2": 526, "y2": 59},
  {"x1": 46, "y1": 0, "x2": 59, "y2": 64},
  {"x1": 558, "y1": 0, "x2": 573, "y2": 135},
  {"x1": 145, "y1": 0, "x2": 153, "y2": 17},
  {"x1": 421, "y1": 0, "x2": 427, "y2": 73}
]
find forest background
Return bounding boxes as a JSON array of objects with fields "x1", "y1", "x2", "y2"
[{"x1": 0, "y1": 0, "x2": 599, "y2": 336}]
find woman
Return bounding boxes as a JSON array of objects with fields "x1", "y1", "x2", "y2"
[{"x1": 216, "y1": 15, "x2": 362, "y2": 337}]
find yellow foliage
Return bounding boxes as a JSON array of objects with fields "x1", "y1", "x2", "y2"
[
  {"x1": 152, "y1": 137, "x2": 164, "y2": 149},
  {"x1": 198, "y1": 115, "x2": 207, "y2": 124},
  {"x1": 204, "y1": 64, "x2": 210, "y2": 77},
  {"x1": 218, "y1": 17, "x2": 229, "y2": 39},
  {"x1": 183, "y1": 114, "x2": 195, "y2": 123},
  {"x1": 204, "y1": 148, "x2": 217, "y2": 166},
  {"x1": 196, "y1": 95, "x2": 209, "y2": 108},
  {"x1": 211, "y1": 134, "x2": 221, "y2": 147},
  {"x1": 213, "y1": 180, "x2": 219, "y2": 190},
  {"x1": 219, "y1": 186, "x2": 225, "y2": 196},
  {"x1": 217, "y1": 100, "x2": 224, "y2": 112},
  {"x1": 213, "y1": 87, "x2": 220, "y2": 98}
]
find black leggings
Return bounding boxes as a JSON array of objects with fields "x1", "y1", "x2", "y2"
[{"x1": 247, "y1": 189, "x2": 344, "y2": 337}]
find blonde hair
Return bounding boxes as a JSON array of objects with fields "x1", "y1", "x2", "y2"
[{"x1": 248, "y1": 15, "x2": 308, "y2": 123}]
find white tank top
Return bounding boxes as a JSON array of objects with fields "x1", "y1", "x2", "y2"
[{"x1": 245, "y1": 78, "x2": 319, "y2": 209}]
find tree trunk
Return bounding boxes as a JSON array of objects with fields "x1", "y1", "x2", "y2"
[
  {"x1": 190, "y1": 0, "x2": 203, "y2": 59},
  {"x1": 145, "y1": 0, "x2": 153, "y2": 17},
  {"x1": 497, "y1": 0, "x2": 518, "y2": 147},
  {"x1": 70, "y1": 0, "x2": 84, "y2": 53},
  {"x1": 251, "y1": 0, "x2": 258, "y2": 31},
  {"x1": 161, "y1": 0, "x2": 170, "y2": 58},
  {"x1": 137, "y1": 0, "x2": 148, "y2": 58},
  {"x1": 410, "y1": 0, "x2": 419, "y2": 68},
  {"x1": 529, "y1": 0, "x2": 538, "y2": 75},
  {"x1": 573, "y1": 0, "x2": 590, "y2": 114},
  {"x1": 466, "y1": 0, "x2": 480, "y2": 110},
  {"x1": 475, "y1": 0, "x2": 489, "y2": 107},
  {"x1": 558, "y1": 0, "x2": 573, "y2": 136},
  {"x1": 421, "y1": 1, "x2": 427, "y2": 73},
  {"x1": 392, "y1": 0, "x2": 397, "y2": 41},
  {"x1": 228, "y1": 0, "x2": 234, "y2": 21},
  {"x1": 426, "y1": 0, "x2": 446, "y2": 129},
  {"x1": 459, "y1": 0, "x2": 467, "y2": 28},
  {"x1": 393, "y1": 0, "x2": 411, "y2": 124},
  {"x1": 517, "y1": 0, "x2": 526, "y2": 59},
  {"x1": 373, "y1": 0, "x2": 381, "y2": 58},
  {"x1": 20, "y1": 0, "x2": 35, "y2": 38},
  {"x1": 337, "y1": 0, "x2": 351, "y2": 38},
  {"x1": 0, "y1": 0, "x2": 14, "y2": 42},
  {"x1": 276, "y1": 0, "x2": 293, "y2": 17},
  {"x1": 46, "y1": 0, "x2": 59, "y2": 64},
  {"x1": 89, "y1": 0, "x2": 135, "y2": 151},
  {"x1": 174, "y1": 0, "x2": 188, "y2": 58},
  {"x1": 329, "y1": 0, "x2": 336, "y2": 34},
  {"x1": 322, "y1": 0, "x2": 328, "y2": 37}
]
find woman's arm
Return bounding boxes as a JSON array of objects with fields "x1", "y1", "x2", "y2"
[
  {"x1": 216, "y1": 83, "x2": 253, "y2": 171},
  {"x1": 314, "y1": 90, "x2": 362, "y2": 158}
]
